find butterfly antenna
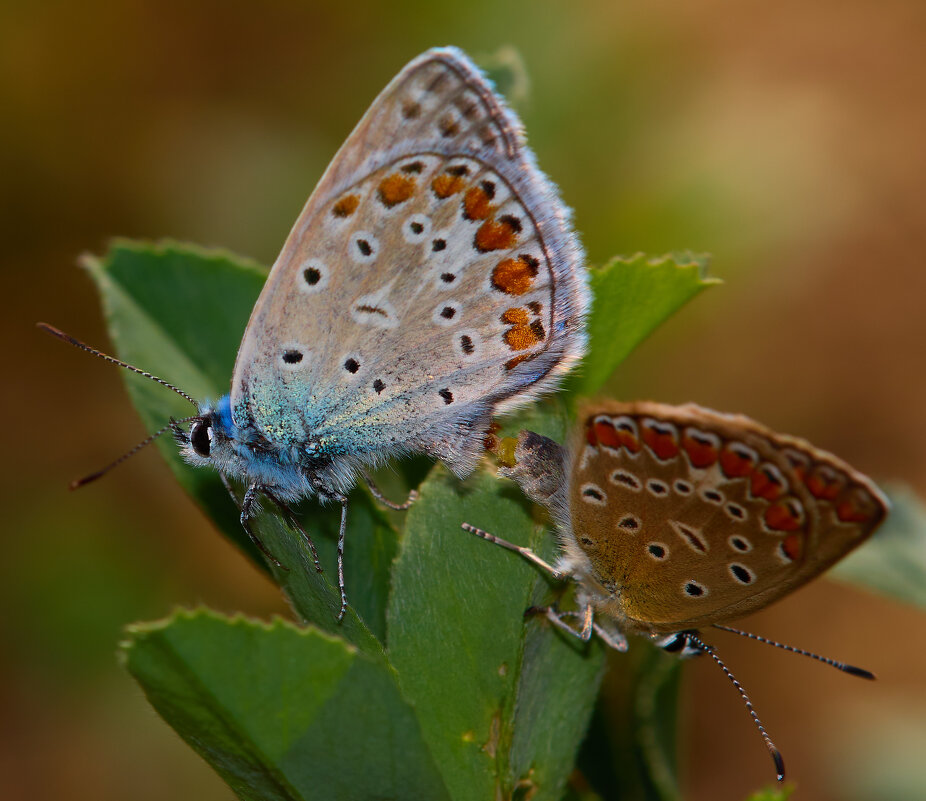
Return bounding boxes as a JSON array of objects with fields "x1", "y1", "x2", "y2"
[
  {"x1": 37, "y1": 322, "x2": 198, "y2": 406},
  {"x1": 685, "y1": 631, "x2": 786, "y2": 782},
  {"x1": 70, "y1": 416, "x2": 199, "y2": 489},
  {"x1": 713, "y1": 624, "x2": 875, "y2": 680}
]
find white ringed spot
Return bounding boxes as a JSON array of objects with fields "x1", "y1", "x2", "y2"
[
  {"x1": 432, "y1": 301, "x2": 461, "y2": 327},
  {"x1": 700, "y1": 487, "x2": 725, "y2": 504},
  {"x1": 728, "y1": 563, "x2": 755, "y2": 585},
  {"x1": 646, "y1": 478, "x2": 670, "y2": 497},
  {"x1": 580, "y1": 483, "x2": 607, "y2": 506},
  {"x1": 616, "y1": 514, "x2": 641, "y2": 533},
  {"x1": 682, "y1": 580, "x2": 708, "y2": 598},
  {"x1": 351, "y1": 294, "x2": 399, "y2": 329},
  {"x1": 610, "y1": 469, "x2": 642, "y2": 492},
  {"x1": 299, "y1": 259, "x2": 328, "y2": 294},
  {"x1": 279, "y1": 343, "x2": 309, "y2": 371},
  {"x1": 725, "y1": 503, "x2": 747, "y2": 522},
  {"x1": 350, "y1": 232, "x2": 379, "y2": 264},
  {"x1": 454, "y1": 329, "x2": 480, "y2": 359},
  {"x1": 647, "y1": 542, "x2": 669, "y2": 561},
  {"x1": 403, "y1": 213, "x2": 432, "y2": 244}
]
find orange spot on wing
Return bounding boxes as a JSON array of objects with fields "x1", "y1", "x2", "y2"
[
  {"x1": 836, "y1": 488, "x2": 876, "y2": 523},
  {"x1": 501, "y1": 306, "x2": 545, "y2": 351},
  {"x1": 616, "y1": 427, "x2": 642, "y2": 453},
  {"x1": 806, "y1": 466, "x2": 845, "y2": 500},
  {"x1": 501, "y1": 307, "x2": 530, "y2": 325},
  {"x1": 681, "y1": 429, "x2": 720, "y2": 468},
  {"x1": 332, "y1": 195, "x2": 359, "y2": 217},
  {"x1": 750, "y1": 465, "x2": 786, "y2": 501},
  {"x1": 765, "y1": 499, "x2": 804, "y2": 532},
  {"x1": 491, "y1": 255, "x2": 539, "y2": 295},
  {"x1": 594, "y1": 420, "x2": 620, "y2": 449},
  {"x1": 504, "y1": 352, "x2": 537, "y2": 370},
  {"x1": 378, "y1": 174, "x2": 416, "y2": 207},
  {"x1": 720, "y1": 444, "x2": 757, "y2": 478},
  {"x1": 781, "y1": 532, "x2": 802, "y2": 561},
  {"x1": 475, "y1": 216, "x2": 520, "y2": 252},
  {"x1": 641, "y1": 421, "x2": 679, "y2": 460},
  {"x1": 784, "y1": 450, "x2": 811, "y2": 483},
  {"x1": 503, "y1": 323, "x2": 543, "y2": 350},
  {"x1": 463, "y1": 185, "x2": 494, "y2": 220},
  {"x1": 432, "y1": 173, "x2": 466, "y2": 199},
  {"x1": 593, "y1": 419, "x2": 641, "y2": 453}
]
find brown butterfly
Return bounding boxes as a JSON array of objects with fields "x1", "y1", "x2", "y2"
[{"x1": 464, "y1": 401, "x2": 889, "y2": 781}]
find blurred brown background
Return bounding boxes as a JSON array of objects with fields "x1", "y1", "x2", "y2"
[{"x1": 3, "y1": 1, "x2": 925, "y2": 799}]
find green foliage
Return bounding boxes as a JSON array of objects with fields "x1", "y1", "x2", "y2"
[
  {"x1": 87, "y1": 240, "x2": 736, "y2": 799},
  {"x1": 121, "y1": 609, "x2": 449, "y2": 801},
  {"x1": 577, "y1": 646, "x2": 683, "y2": 801},
  {"x1": 565, "y1": 252, "x2": 718, "y2": 397}
]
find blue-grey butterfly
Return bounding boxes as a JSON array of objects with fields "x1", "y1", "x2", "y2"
[{"x1": 42, "y1": 47, "x2": 589, "y2": 618}]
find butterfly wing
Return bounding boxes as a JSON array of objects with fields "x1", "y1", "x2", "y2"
[
  {"x1": 231, "y1": 48, "x2": 588, "y2": 477},
  {"x1": 570, "y1": 402, "x2": 888, "y2": 634}
]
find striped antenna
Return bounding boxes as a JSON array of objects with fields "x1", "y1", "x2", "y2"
[
  {"x1": 713, "y1": 624, "x2": 875, "y2": 679},
  {"x1": 685, "y1": 631, "x2": 786, "y2": 782},
  {"x1": 39, "y1": 322, "x2": 202, "y2": 488},
  {"x1": 69, "y1": 416, "x2": 199, "y2": 489},
  {"x1": 37, "y1": 322, "x2": 198, "y2": 406}
]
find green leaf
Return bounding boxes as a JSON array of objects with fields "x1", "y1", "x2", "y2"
[
  {"x1": 121, "y1": 609, "x2": 450, "y2": 801},
  {"x1": 576, "y1": 646, "x2": 682, "y2": 801},
  {"x1": 84, "y1": 239, "x2": 696, "y2": 800},
  {"x1": 635, "y1": 649, "x2": 683, "y2": 801},
  {"x1": 831, "y1": 486, "x2": 926, "y2": 610},
  {"x1": 566, "y1": 252, "x2": 718, "y2": 397},
  {"x1": 387, "y1": 459, "x2": 605, "y2": 801},
  {"x1": 82, "y1": 240, "x2": 267, "y2": 560},
  {"x1": 82, "y1": 240, "x2": 390, "y2": 655}
]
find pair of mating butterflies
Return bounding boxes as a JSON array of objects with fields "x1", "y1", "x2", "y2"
[{"x1": 48, "y1": 47, "x2": 888, "y2": 781}]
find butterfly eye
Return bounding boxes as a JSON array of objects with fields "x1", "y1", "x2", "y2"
[{"x1": 190, "y1": 420, "x2": 212, "y2": 458}]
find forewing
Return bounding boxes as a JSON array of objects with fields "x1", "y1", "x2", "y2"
[
  {"x1": 570, "y1": 402, "x2": 887, "y2": 633},
  {"x1": 231, "y1": 48, "x2": 588, "y2": 476}
]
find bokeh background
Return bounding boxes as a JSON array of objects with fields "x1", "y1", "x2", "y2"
[{"x1": 3, "y1": 1, "x2": 925, "y2": 799}]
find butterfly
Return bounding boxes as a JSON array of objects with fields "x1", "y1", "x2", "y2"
[
  {"x1": 41, "y1": 47, "x2": 589, "y2": 618},
  {"x1": 464, "y1": 400, "x2": 889, "y2": 780}
]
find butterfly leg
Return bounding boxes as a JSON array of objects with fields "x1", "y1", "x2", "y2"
[
  {"x1": 460, "y1": 523, "x2": 566, "y2": 580},
  {"x1": 264, "y1": 490, "x2": 323, "y2": 573},
  {"x1": 525, "y1": 606, "x2": 628, "y2": 650},
  {"x1": 591, "y1": 618, "x2": 630, "y2": 652},
  {"x1": 334, "y1": 493, "x2": 349, "y2": 621},
  {"x1": 526, "y1": 605, "x2": 596, "y2": 643},
  {"x1": 240, "y1": 484, "x2": 288, "y2": 571},
  {"x1": 362, "y1": 473, "x2": 419, "y2": 511}
]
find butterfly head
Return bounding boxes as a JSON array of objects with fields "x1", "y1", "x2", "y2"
[
  {"x1": 174, "y1": 395, "x2": 238, "y2": 470},
  {"x1": 188, "y1": 416, "x2": 214, "y2": 459},
  {"x1": 172, "y1": 394, "x2": 325, "y2": 502}
]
